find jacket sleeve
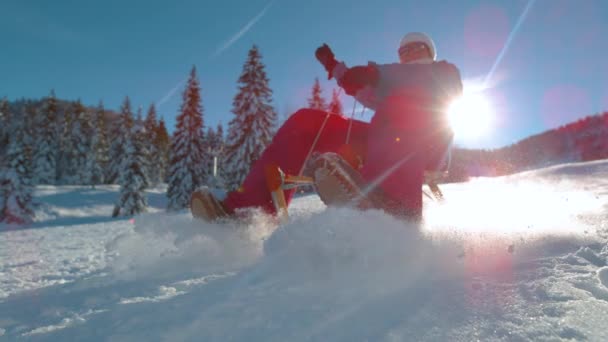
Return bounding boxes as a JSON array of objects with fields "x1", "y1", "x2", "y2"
[
  {"x1": 335, "y1": 63, "x2": 380, "y2": 96},
  {"x1": 441, "y1": 61, "x2": 463, "y2": 101}
]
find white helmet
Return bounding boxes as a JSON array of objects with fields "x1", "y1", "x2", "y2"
[{"x1": 398, "y1": 32, "x2": 436, "y2": 62}]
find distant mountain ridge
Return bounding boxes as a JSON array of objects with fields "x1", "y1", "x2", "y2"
[{"x1": 448, "y1": 111, "x2": 608, "y2": 182}]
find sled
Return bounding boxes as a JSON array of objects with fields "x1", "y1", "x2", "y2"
[
  {"x1": 427, "y1": 181, "x2": 444, "y2": 201},
  {"x1": 263, "y1": 163, "x2": 444, "y2": 222},
  {"x1": 191, "y1": 162, "x2": 445, "y2": 222},
  {"x1": 264, "y1": 163, "x2": 314, "y2": 222}
]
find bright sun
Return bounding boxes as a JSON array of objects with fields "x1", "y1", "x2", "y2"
[{"x1": 447, "y1": 91, "x2": 494, "y2": 141}]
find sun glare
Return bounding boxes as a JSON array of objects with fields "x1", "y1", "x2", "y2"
[{"x1": 448, "y1": 91, "x2": 494, "y2": 141}]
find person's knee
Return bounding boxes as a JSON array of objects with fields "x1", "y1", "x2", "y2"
[{"x1": 281, "y1": 108, "x2": 331, "y2": 132}]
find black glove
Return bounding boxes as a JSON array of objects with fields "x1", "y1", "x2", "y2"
[
  {"x1": 315, "y1": 43, "x2": 338, "y2": 79},
  {"x1": 339, "y1": 65, "x2": 380, "y2": 96}
]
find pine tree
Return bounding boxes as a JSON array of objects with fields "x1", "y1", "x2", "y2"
[
  {"x1": 224, "y1": 45, "x2": 278, "y2": 190},
  {"x1": 166, "y1": 66, "x2": 207, "y2": 210},
  {"x1": 0, "y1": 115, "x2": 35, "y2": 225},
  {"x1": 108, "y1": 97, "x2": 134, "y2": 184},
  {"x1": 56, "y1": 101, "x2": 74, "y2": 184},
  {"x1": 144, "y1": 104, "x2": 158, "y2": 134},
  {"x1": 144, "y1": 104, "x2": 161, "y2": 186},
  {"x1": 112, "y1": 117, "x2": 148, "y2": 217},
  {"x1": 204, "y1": 124, "x2": 226, "y2": 188},
  {"x1": 134, "y1": 106, "x2": 150, "y2": 188},
  {"x1": 307, "y1": 77, "x2": 327, "y2": 110},
  {"x1": 87, "y1": 101, "x2": 110, "y2": 187},
  {"x1": 216, "y1": 123, "x2": 224, "y2": 145},
  {"x1": 328, "y1": 88, "x2": 344, "y2": 115},
  {"x1": 135, "y1": 105, "x2": 143, "y2": 122},
  {"x1": 22, "y1": 102, "x2": 37, "y2": 184},
  {"x1": 0, "y1": 97, "x2": 11, "y2": 158},
  {"x1": 209, "y1": 123, "x2": 227, "y2": 188},
  {"x1": 23, "y1": 101, "x2": 38, "y2": 150},
  {"x1": 155, "y1": 117, "x2": 170, "y2": 183},
  {"x1": 203, "y1": 126, "x2": 215, "y2": 178},
  {"x1": 68, "y1": 100, "x2": 93, "y2": 184},
  {"x1": 32, "y1": 90, "x2": 59, "y2": 184}
]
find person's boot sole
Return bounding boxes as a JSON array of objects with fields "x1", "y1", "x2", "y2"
[
  {"x1": 312, "y1": 153, "x2": 367, "y2": 207},
  {"x1": 191, "y1": 188, "x2": 228, "y2": 221}
]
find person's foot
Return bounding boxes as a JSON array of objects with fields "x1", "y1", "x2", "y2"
[
  {"x1": 311, "y1": 152, "x2": 419, "y2": 220},
  {"x1": 190, "y1": 187, "x2": 231, "y2": 222},
  {"x1": 311, "y1": 152, "x2": 374, "y2": 208}
]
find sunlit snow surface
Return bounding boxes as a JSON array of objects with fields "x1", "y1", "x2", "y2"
[{"x1": 1, "y1": 161, "x2": 608, "y2": 341}]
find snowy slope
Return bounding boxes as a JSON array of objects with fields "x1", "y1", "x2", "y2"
[{"x1": 1, "y1": 161, "x2": 607, "y2": 341}]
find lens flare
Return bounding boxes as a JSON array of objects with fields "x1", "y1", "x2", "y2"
[{"x1": 448, "y1": 92, "x2": 494, "y2": 140}]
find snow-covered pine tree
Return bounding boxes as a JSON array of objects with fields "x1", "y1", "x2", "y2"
[
  {"x1": 56, "y1": 100, "x2": 73, "y2": 184},
  {"x1": 224, "y1": 45, "x2": 278, "y2": 190},
  {"x1": 166, "y1": 66, "x2": 207, "y2": 210},
  {"x1": 307, "y1": 77, "x2": 327, "y2": 111},
  {"x1": 144, "y1": 104, "x2": 161, "y2": 186},
  {"x1": 203, "y1": 124, "x2": 225, "y2": 189},
  {"x1": 203, "y1": 126, "x2": 215, "y2": 180},
  {"x1": 328, "y1": 88, "x2": 344, "y2": 115},
  {"x1": 23, "y1": 101, "x2": 38, "y2": 150},
  {"x1": 67, "y1": 100, "x2": 93, "y2": 184},
  {"x1": 86, "y1": 101, "x2": 110, "y2": 187},
  {"x1": 0, "y1": 97, "x2": 11, "y2": 158},
  {"x1": 216, "y1": 123, "x2": 225, "y2": 148},
  {"x1": 22, "y1": 102, "x2": 38, "y2": 184},
  {"x1": 32, "y1": 90, "x2": 59, "y2": 184},
  {"x1": 0, "y1": 99, "x2": 9, "y2": 222},
  {"x1": 112, "y1": 114, "x2": 148, "y2": 217},
  {"x1": 209, "y1": 123, "x2": 227, "y2": 188},
  {"x1": 154, "y1": 117, "x2": 170, "y2": 183},
  {"x1": 107, "y1": 97, "x2": 134, "y2": 184},
  {"x1": 135, "y1": 105, "x2": 143, "y2": 122},
  {"x1": 134, "y1": 106, "x2": 150, "y2": 189},
  {"x1": 0, "y1": 115, "x2": 35, "y2": 225}
]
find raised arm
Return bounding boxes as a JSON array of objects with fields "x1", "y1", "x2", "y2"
[{"x1": 315, "y1": 44, "x2": 379, "y2": 97}]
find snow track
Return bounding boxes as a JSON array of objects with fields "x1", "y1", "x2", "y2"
[{"x1": 0, "y1": 161, "x2": 607, "y2": 341}]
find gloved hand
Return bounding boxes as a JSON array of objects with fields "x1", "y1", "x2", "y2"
[{"x1": 315, "y1": 43, "x2": 338, "y2": 79}]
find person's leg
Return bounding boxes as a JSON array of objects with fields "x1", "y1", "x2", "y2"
[
  {"x1": 385, "y1": 157, "x2": 425, "y2": 220},
  {"x1": 360, "y1": 133, "x2": 425, "y2": 220},
  {"x1": 223, "y1": 108, "x2": 368, "y2": 214},
  {"x1": 360, "y1": 96, "x2": 428, "y2": 221}
]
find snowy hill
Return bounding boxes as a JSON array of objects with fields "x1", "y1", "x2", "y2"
[
  {"x1": 1, "y1": 160, "x2": 607, "y2": 341},
  {"x1": 447, "y1": 111, "x2": 608, "y2": 182}
]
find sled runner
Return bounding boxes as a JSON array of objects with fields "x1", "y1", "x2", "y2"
[{"x1": 264, "y1": 163, "x2": 314, "y2": 221}]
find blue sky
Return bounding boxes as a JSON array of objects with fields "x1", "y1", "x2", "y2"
[{"x1": 1, "y1": 0, "x2": 607, "y2": 148}]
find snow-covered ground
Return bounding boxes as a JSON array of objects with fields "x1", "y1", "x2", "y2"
[{"x1": 1, "y1": 160, "x2": 608, "y2": 341}]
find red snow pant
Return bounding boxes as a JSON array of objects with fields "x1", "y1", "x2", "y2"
[{"x1": 223, "y1": 107, "x2": 432, "y2": 219}]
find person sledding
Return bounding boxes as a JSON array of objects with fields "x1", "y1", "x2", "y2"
[{"x1": 191, "y1": 32, "x2": 463, "y2": 223}]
